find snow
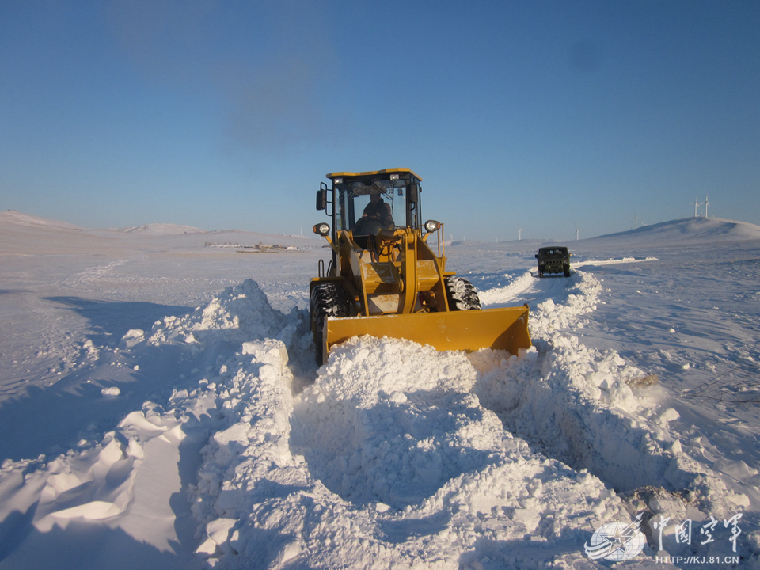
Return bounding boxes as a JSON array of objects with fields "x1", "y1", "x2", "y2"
[
  {"x1": 121, "y1": 223, "x2": 205, "y2": 235},
  {"x1": 1, "y1": 212, "x2": 760, "y2": 569}
]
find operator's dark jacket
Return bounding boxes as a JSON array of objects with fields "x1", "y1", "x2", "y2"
[{"x1": 362, "y1": 199, "x2": 393, "y2": 227}]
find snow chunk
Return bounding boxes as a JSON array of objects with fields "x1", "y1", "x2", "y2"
[
  {"x1": 121, "y1": 329, "x2": 145, "y2": 348},
  {"x1": 47, "y1": 500, "x2": 123, "y2": 521},
  {"x1": 241, "y1": 339, "x2": 289, "y2": 372},
  {"x1": 207, "y1": 517, "x2": 237, "y2": 545},
  {"x1": 101, "y1": 386, "x2": 121, "y2": 398},
  {"x1": 658, "y1": 408, "x2": 679, "y2": 423}
]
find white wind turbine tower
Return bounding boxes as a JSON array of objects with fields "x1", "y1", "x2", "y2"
[
  {"x1": 691, "y1": 197, "x2": 703, "y2": 217},
  {"x1": 631, "y1": 210, "x2": 645, "y2": 229},
  {"x1": 704, "y1": 195, "x2": 709, "y2": 218}
]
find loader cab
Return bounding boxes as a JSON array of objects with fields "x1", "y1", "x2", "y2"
[
  {"x1": 315, "y1": 169, "x2": 424, "y2": 261},
  {"x1": 318, "y1": 169, "x2": 423, "y2": 236}
]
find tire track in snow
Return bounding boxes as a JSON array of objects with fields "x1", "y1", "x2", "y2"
[
  {"x1": 62, "y1": 259, "x2": 130, "y2": 289},
  {"x1": 479, "y1": 270, "x2": 583, "y2": 311}
]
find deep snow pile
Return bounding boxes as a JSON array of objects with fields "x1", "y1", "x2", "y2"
[
  {"x1": 183, "y1": 310, "x2": 634, "y2": 569},
  {"x1": 478, "y1": 272, "x2": 750, "y2": 518}
]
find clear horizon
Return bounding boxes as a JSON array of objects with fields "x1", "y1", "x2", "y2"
[{"x1": 5, "y1": 207, "x2": 756, "y2": 245}]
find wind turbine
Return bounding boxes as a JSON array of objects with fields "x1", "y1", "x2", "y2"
[
  {"x1": 631, "y1": 210, "x2": 645, "y2": 229},
  {"x1": 704, "y1": 195, "x2": 709, "y2": 218},
  {"x1": 691, "y1": 197, "x2": 703, "y2": 217}
]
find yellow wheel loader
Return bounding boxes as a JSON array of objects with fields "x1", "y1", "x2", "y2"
[{"x1": 310, "y1": 169, "x2": 531, "y2": 365}]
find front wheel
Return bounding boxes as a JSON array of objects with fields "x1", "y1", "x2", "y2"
[
  {"x1": 310, "y1": 282, "x2": 351, "y2": 365},
  {"x1": 444, "y1": 277, "x2": 482, "y2": 310}
]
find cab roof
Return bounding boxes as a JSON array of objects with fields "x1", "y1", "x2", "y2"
[{"x1": 326, "y1": 168, "x2": 422, "y2": 182}]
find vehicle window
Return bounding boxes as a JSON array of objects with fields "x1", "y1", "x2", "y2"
[{"x1": 348, "y1": 181, "x2": 399, "y2": 233}]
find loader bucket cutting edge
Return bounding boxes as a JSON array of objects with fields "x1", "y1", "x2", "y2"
[{"x1": 325, "y1": 306, "x2": 531, "y2": 358}]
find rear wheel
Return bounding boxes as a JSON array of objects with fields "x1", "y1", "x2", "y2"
[
  {"x1": 310, "y1": 282, "x2": 351, "y2": 365},
  {"x1": 444, "y1": 277, "x2": 482, "y2": 310}
]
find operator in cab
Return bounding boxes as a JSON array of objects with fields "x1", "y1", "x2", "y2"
[{"x1": 355, "y1": 192, "x2": 393, "y2": 234}]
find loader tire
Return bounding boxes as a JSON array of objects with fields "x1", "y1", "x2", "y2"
[
  {"x1": 310, "y1": 282, "x2": 351, "y2": 365},
  {"x1": 444, "y1": 277, "x2": 482, "y2": 311}
]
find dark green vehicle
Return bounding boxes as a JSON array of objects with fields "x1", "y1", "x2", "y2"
[{"x1": 535, "y1": 246, "x2": 571, "y2": 277}]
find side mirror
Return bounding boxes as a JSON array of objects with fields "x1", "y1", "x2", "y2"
[
  {"x1": 534, "y1": 254, "x2": 538, "y2": 258},
  {"x1": 316, "y1": 189, "x2": 327, "y2": 211},
  {"x1": 408, "y1": 183, "x2": 420, "y2": 204}
]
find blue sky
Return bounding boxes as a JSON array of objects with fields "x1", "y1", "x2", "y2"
[{"x1": 1, "y1": 1, "x2": 758, "y2": 241}]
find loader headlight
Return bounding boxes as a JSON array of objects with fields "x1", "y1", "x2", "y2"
[
  {"x1": 389, "y1": 173, "x2": 399, "y2": 180},
  {"x1": 424, "y1": 219, "x2": 440, "y2": 233},
  {"x1": 313, "y1": 222, "x2": 330, "y2": 236}
]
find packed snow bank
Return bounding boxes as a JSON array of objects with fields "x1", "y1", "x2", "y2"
[
  {"x1": 478, "y1": 271, "x2": 535, "y2": 306},
  {"x1": 294, "y1": 339, "x2": 535, "y2": 510},
  {"x1": 574, "y1": 256, "x2": 658, "y2": 269},
  {"x1": 190, "y1": 333, "x2": 636, "y2": 569},
  {"x1": 146, "y1": 279, "x2": 292, "y2": 345},
  {"x1": 0, "y1": 389, "x2": 215, "y2": 567},
  {"x1": 0, "y1": 280, "x2": 306, "y2": 567},
  {"x1": 476, "y1": 270, "x2": 750, "y2": 515}
]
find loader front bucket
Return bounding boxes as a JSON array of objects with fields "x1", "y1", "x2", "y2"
[{"x1": 323, "y1": 306, "x2": 531, "y2": 363}]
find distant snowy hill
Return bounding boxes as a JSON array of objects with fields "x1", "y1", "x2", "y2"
[
  {"x1": 120, "y1": 223, "x2": 204, "y2": 235},
  {"x1": 4, "y1": 211, "x2": 759, "y2": 249},
  {"x1": 587, "y1": 217, "x2": 760, "y2": 245},
  {"x1": 0, "y1": 210, "x2": 86, "y2": 232},
  {"x1": 0, "y1": 211, "x2": 320, "y2": 253}
]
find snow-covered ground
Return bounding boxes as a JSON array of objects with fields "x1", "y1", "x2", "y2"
[{"x1": 1, "y1": 211, "x2": 759, "y2": 569}]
